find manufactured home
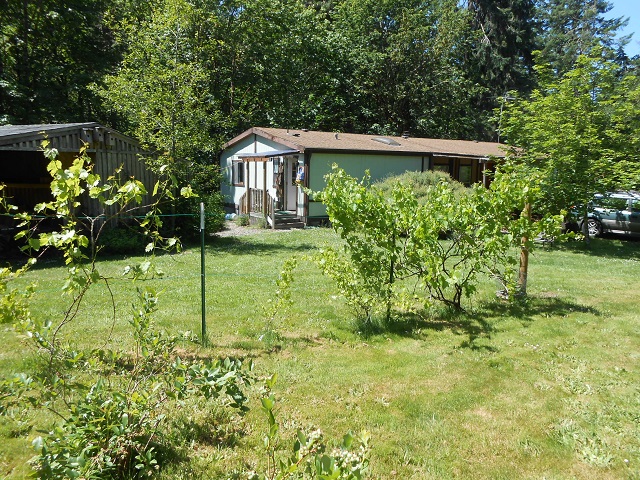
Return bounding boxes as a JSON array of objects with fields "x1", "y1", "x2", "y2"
[{"x1": 221, "y1": 127, "x2": 504, "y2": 228}]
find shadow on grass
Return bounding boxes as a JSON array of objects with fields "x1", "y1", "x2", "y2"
[
  {"x1": 352, "y1": 309, "x2": 496, "y2": 351},
  {"x1": 554, "y1": 235, "x2": 640, "y2": 261},
  {"x1": 205, "y1": 235, "x2": 317, "y2": 256},
  {"x1": 351, "y1": 293, "x2": 601, "y2": 351},
  {"x1": 477, "y1": 295, "x2": 601, "y2": 324}
]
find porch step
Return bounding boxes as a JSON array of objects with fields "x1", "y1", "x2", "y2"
[{"x1": 273, "y1": 211, "x2": 305, "y2": 230}]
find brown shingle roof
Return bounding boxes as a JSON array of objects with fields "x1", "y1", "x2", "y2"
[{"x1": 224, "y1": 127, "x2": 505, "y2": 158}]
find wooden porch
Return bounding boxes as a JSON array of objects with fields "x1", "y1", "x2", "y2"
[{"x1": 238, "y1": 188, "x2": 304, "y2": 229}]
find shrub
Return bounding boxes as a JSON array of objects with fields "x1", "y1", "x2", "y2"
[
  {"x1": 97, "y1": 225, "x2": 147, "y2": 255},
  {"x1": 172, "y1": 162, "x2": 226, "y2": 240},
  {"x1": 374, "y1": 170, "x2": 468, "y2": 204},
  {"x1": 256, "y1": 216, "x2": 269, "y2": 229},
  {"x1": 314, "y1": 165, "x2": 564, "y2": 315}
]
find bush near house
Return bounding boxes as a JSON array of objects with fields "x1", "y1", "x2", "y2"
[{"x1": 374, "y1": 170, "x2": 468, "y2": 203}]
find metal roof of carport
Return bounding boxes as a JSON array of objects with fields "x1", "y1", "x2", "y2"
[{"x1": 0, "y1": 123, "x2": 100, "y2": 144}]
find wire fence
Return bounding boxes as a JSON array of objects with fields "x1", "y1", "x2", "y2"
[{"x1": 1, "y1": 206, "x2": 249, "y2": 344}]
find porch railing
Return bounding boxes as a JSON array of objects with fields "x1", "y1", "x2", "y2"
[{"x1": 238, "y1": 188, "x2": 275, "y2": 225}]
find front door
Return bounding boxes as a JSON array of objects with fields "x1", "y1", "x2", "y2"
[{"x1": 284, "y1": 157, "x2": 298, "y2": 211}]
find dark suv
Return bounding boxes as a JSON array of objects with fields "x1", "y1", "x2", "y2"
[{"x1": 580, "y1": 191, "x2": 640, "y2": 237}]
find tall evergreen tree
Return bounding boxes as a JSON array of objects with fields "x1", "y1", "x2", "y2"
[
  {"x1": 463, "y1": 0, "x2": 538, "y2": 139},
  {"x1": 536, "y1": 0, "x2": 629, "y2": 76},
  {"x1": 465, "y1": 0, "x2": 538, "y2": 94}
]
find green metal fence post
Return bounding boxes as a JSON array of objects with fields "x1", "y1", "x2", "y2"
[{"x1": 200, "y1": 202, "x2": 207, "y2": 345}]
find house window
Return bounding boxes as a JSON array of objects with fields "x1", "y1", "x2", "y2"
[
  {"x1": 458, "y1": 164, "x2": 472, "y2": 185},
  {"x1": 232, "y1": 160, "x2": 244, "y2": 186},
  {"x1": 433, "y1": 163, "x2": 449, "y2": 174}
]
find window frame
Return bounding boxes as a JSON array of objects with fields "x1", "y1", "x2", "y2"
[{"x1": 232, "y1": 159, "x2": 244, "y2": 186}]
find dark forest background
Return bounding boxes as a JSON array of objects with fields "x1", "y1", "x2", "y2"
[{"x1": 1, "y1": 0, "x2": 635, "y2": 159}]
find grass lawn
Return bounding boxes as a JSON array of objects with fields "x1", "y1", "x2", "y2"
[{"x1": 1, "y1": 227, "x2": 639, "y2": 479}]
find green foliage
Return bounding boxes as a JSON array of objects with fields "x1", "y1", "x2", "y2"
[
  {"x1": 536, "y1": 0, "x2": 629, "y2": 76},
  {"x1": 100, "y1": 0, "x2": 220, "y2": 160},
  {"x1": 256, "y1": 217, "x2": 270, "y2": 230},
  {"x1": 373, "y1": 170, "x2": 468, "y2": 204},
  {"x1": 237, "y1": 214, "x2": 251, "y2": 227},
  {"x1": 464, "y1": 0, "x2": 538, "y2": 130},
  {"x1": 0, "y1": 144, "x2": 253, "y2": 478},
  {"x1": 0, "y1": 260, "x2": 35, "y2": 363},
  {"x1": 172, "y1": 162, "x2": 226, "y2": 239},
  {"x1": 0, "y1": 0, "x2": 120, "y2": 124},
  {"x1": 332, "y1": 0, "x2": 487, "y2": 138},
  {"x1": 500, "y1": 54, "x2": 640, "y2": 238},
  {"x1": 251, "y1": 374, "x2": 371, "y2": 480},
  {"x1": 313, "y1": 165, "x2": 563, "y2": 315},
  {"x1": 97, "y1": 225, "x2": 148, "y2": 254},
  {"x1": 261, "y1": 258, "x2": 298, "y2": 346},
  {"x1": 1, "y1": 0, "x2": 635, "y2": 147},
  {"x1": 313, "y1": 167, "x2": 407, "y2": 320}
]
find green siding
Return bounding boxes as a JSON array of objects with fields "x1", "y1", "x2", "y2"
[
  {"x1": 309, "y1": 153, "x2": 423, "y2": 191},
  {"x1": 308, "y1": 201, "x2": 327, "y2": 217}
]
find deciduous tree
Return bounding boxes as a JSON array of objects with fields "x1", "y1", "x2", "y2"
[{"x1": 500, "y1": 54, "x2": 640, "y2": 242}]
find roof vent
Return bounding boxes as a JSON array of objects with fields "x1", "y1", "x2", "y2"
[{"x1": 372, "y1": 137, "x2": 401, "y2": 146}]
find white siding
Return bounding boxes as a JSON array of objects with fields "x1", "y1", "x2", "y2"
[{"x1": 221, "y1": 135, "x2": 291, "y2": 209}]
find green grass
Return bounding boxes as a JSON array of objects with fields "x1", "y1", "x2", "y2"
[{"x1": 1, "y1": 229, "x2": 639, "y2": 479}]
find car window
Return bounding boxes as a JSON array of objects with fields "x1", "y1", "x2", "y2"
[
  {"x1": 595, "y1": 197, "x2": 628, "y2": 210},
  {"x1": 632, "y1": 200, "x2": 640, "y2": 212}
]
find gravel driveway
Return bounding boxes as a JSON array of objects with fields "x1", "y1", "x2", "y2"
[{"x1": 214, "y1": 220, "x2": 284, "y2": 237}]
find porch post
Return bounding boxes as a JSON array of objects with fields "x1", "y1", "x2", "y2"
[
  {"x1": 245, "y1": 160, "x2": 250, "y2": 213},
  {"x1": 262, "y1": 160, "x2": 267, "y2": 222}
]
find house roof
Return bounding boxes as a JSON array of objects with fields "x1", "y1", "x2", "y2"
[
  {"x1": 240, "y1": 149, "x2": 300, "y2": 158},
  {"x1": 223, "y1": 127, "x2": 505, "y2": 158}
]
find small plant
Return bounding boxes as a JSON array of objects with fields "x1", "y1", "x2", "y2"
[
  {"x1": 237, "y1": 214, "x2": 250, "y2": 226},
  {"x1": 251, "y1": 374, "x2": 371, "y2": 480},
  {"x1": 260, "y1": 258, "x2": 297, "y2": 347}
]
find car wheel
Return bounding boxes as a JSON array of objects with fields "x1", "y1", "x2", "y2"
[{"x1": 587, "y1": 218, "x2": 602, "y2": 237}]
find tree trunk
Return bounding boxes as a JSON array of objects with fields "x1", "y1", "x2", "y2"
[{"x1": 518, "y1": 202, "x2": 531, "y2": 296}]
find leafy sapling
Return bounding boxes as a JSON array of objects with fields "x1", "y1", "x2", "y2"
[{"x1": 251, "y1": 373, "x2": 371, "y2": 480}]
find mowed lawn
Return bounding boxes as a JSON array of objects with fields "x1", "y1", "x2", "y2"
[{"x1": 1, "y1": 226, "x2": 639, "y2": 479}]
